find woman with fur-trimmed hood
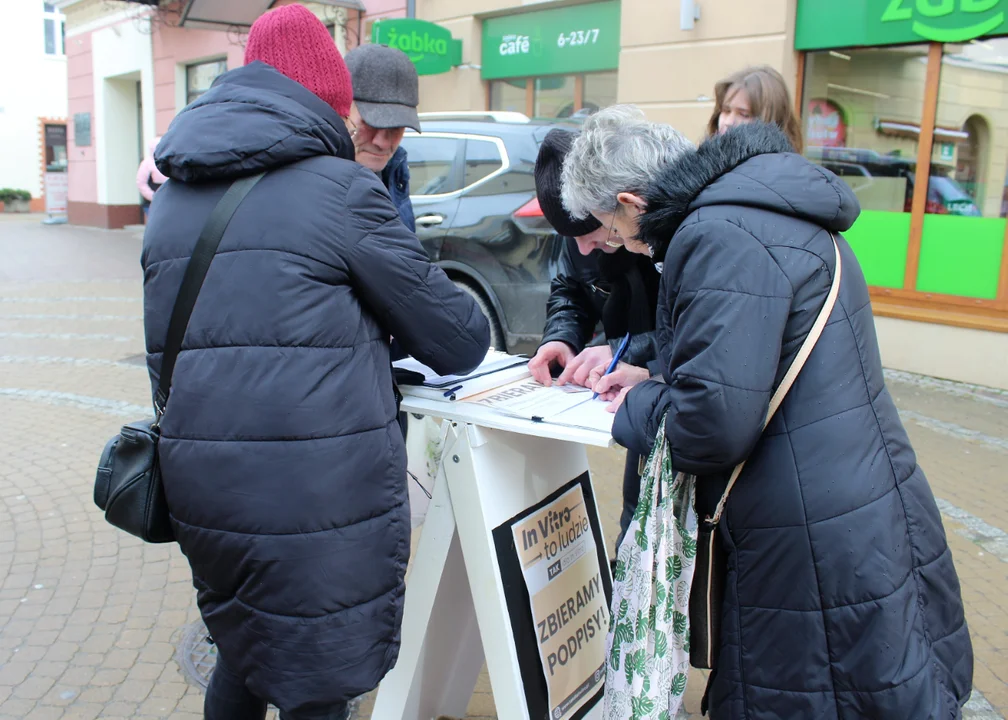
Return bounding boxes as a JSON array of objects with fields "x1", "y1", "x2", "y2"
[{"x1": 561, "y1": 105, "x2": 973, "y2": 719}]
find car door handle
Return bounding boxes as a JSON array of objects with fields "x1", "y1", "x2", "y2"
[{"x1": 415, "y1": 214, "x2": 444, "y2": 226}]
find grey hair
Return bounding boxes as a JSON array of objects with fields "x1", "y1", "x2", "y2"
[{"x1": 560, "y1": 104, "x2": 695, "y2": 220}]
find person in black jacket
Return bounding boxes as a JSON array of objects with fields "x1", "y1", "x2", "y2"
[
  {"x1": 144, "y1": 6, "x2": 490, "y2": 720},
  {"x1": 562, "y1": 106, "x2": 972, "y2": 719},
  {"x1": 528, "y1": 127, "x2": 661, "y2": 552}
]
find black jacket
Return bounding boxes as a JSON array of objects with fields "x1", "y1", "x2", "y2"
[
  {"x1": 143, "y1": 63, "x2": 490, "y2": 713},
  {"x1": 614, "y1": 123, "x2": 972, "y2": 719},
  {"x1": 540, "y1": 238, "x2": 661, "y2": 369}
]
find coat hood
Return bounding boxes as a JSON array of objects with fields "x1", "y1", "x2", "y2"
[
  {"x1": 639, "y1": 122, "x2": 860, "y2": 257},
  {"x1": 155, "y1": 61, "x2": 354, "y2": 182}
]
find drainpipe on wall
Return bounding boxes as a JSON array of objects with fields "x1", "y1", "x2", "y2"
[{"x1": 406, "y1": 0, "x2": 415, "y2": 18}]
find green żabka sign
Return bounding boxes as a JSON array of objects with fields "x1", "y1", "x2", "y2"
[
  {"x1": 371, "y1": 19, "x2": 462, "y2": 76},
  {"x1": 481, "y1": 0, "x2": 621, "y2": 81},
  {"x1": 796, "y1": 0, "x2": 1007, "y2": 50}
]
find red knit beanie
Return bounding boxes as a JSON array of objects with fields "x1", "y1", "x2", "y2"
[{"x1": 244, "y1": 4, "x2": 353, "y2": 117}]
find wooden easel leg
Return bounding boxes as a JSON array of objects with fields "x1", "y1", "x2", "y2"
[{"x1": 371, "y1": 427, "x2": 484, "y2": 720}]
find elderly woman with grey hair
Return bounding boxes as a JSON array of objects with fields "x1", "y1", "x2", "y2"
[{"x1": 562, "y1": 106, "x2": 971, "y2": 719}]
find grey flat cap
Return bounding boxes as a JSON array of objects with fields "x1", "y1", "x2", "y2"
[{"x1": 345, "y1": 44, "x2": 421, "y2": 132}]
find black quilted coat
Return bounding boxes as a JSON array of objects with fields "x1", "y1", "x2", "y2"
[
  {"x1": 141, "y1": 62, "x2": 490, "y2": 714},
  {"x1": 613, "y1": 123, "x2": 972, "y2": 719}
]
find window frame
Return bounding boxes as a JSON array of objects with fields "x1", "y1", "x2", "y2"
[
  {"x1": 487, "y1": 70, "x2": 618, "y2": 119},
  {"x1": 796, "y1": 42, "x2": 1008, "y2": 326},
  {"x1": 401, "y1": 132, "x2": 511, "y2": 200},
  {"x1": 184, "y1": 58, "x2": 228, "y2": 106},
  {"x1": 43, "y1": 2, "x2": 65, "y2": 57}
]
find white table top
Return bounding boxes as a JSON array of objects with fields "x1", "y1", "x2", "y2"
[{"x1": 400, "y1": 389, "x2": 616, "y2": 449}]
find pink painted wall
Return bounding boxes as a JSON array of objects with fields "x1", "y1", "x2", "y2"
[
  {"x1": 366, "y1": 0, "x2": 408, "y2": 21},
  {"x1": 65, "y1": 31, "x2": 96, "y2": 204},
  {"x1": 152, "y1": 23, "x2": 243, "y2": 135}
]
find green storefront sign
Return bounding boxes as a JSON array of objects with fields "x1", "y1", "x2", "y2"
[
  {"x1": 371, "y1": 19, "x2": 462, "y2": 76},
  {"x1": 796, "y1": 0, "x2": 1008, "y2": 50},
  {"x1": 481, "y1": 0, "x2": 621, "y2": 80}
]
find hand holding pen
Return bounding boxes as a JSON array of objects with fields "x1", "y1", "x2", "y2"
[{"x1": 591, "y1": 333, "x2": 631, "y2": 400}]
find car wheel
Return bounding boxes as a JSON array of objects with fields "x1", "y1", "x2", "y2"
[{"x1": 456, "y1": 281, "x2": 505, "y2": 352}]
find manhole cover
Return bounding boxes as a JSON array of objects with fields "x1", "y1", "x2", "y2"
[
  {"x1": 175, "y1": 620, "x2": 217, "y2": 689},
  {"x1": 174, "y1": 620, "x2": 367, "y2": 717}
]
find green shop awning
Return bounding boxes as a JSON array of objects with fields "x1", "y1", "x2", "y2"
[
  {"x1": 481, "y1": 0, "x2": 621, "y2": 80},
  {"x1": 795, "y1": 0, "x2": 1008, "y2": 51}
]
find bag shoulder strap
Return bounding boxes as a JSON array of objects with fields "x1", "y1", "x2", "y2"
[
  {"x1": 154, "y1": 172, "x2": 266, "y2": 415},
  {"x1": 708, "y1": 233, "x2": 843, "y2": 524}
]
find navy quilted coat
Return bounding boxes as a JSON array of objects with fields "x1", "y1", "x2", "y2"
[
  {"x1": 141, "y1": 62, "x2": 490, "y2": 713},
  {"x1": 613, "y1": 123, "x2": 972, "y2": 719}
]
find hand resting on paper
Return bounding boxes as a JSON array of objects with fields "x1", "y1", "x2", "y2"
[
  {"x1": 589, "y1": 361, "x2": 651, "y2": 412},
  {"x1": 553, "y1": 344, "x2": 613, "y2": 388},
  {"x1": 528, "y1": 341, "x2": 576, "y2": 386}
]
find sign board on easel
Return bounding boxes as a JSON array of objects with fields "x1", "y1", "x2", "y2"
[
  {"x1": 494, "y1": 473, "x2": 611, "y2": 720},
  {"x1": 43, "y1": 172, "x2": 68, "y2": 225},
  {"x1": 370, "y1": 384, "x2": 615, "y2": 720}
]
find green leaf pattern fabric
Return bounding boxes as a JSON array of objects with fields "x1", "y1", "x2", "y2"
[{"x1": 603, "y1": 416, "x2": 698, "y2": 720}]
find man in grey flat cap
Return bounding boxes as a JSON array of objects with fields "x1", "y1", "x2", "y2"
[{"x1": 345, "y1": 43, "x2": 420, "y2": 232}]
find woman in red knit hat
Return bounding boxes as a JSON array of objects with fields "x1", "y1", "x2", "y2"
[{"x1": 141, "y1": 5, "x2": 491, "y2": 720}]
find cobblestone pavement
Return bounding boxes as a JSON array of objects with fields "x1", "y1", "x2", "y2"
[{"x1": 1, "y1": 215, "x2": 1006, "y2": 720}]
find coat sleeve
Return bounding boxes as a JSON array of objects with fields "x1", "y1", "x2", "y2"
[
  {"x1": 344, "y1": 167, "x2": 491, "y2": 376},
  {"x1": 613, "y1": 219, "x2": 794, "y2": 475},
  {"x1": 539, "y1": 238, "x2": 599, "y2": 353}
]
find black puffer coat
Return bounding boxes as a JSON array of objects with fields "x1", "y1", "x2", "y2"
[
  {"x1": 540, "y1": 238, "x2": 661, "y2": 368},
  {"x1": 142, "y1": 63, "x2": 490, "y2": 713},
  {"x1": 613, "y1": 123, "x2": 972, "y2": 719}
]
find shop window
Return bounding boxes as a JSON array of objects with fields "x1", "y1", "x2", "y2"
[
  {"x1": 400, "y1": 136, "x2": 464, "y2": 196},
  {"x1": 802, "y1": 46, "x2": 931, "y2": 289},
  {"x1": 490, "y1": 80, "x2": 527, "y2": 114},
  {"x1": 914, "y1": 40, "x2": 1008, "y2": 300},
  {"x1": 535, "y1": 76, "x2": 576, "y2": 118},
  {"x1": 44, "y1": 124, "x2": 68, "y2": 172},
  {"x1": 490, "y1": 72, "x2": 618, "y2": 118},
  {"x1": 583, "y1": 71, "x2": 618, "y2": 115},
  {"x1": 186, "y1": 59, "x2": 228, "y2": 105},
  {"x1": 43, "y1": 2, "x2": 64, "y2": 56},
  {"x1": 464, "y1": 139, "x2": 504, "y2": 187}
]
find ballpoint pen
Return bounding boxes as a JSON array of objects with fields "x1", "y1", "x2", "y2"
[{"x1": 592, "y1": 332, "x2": 631, "y2": 400}]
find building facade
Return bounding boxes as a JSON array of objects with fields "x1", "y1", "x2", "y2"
[
  {"x1": 56, "y1": 0, "x2": 395, "y2": 228},
  {"x1": 407, "y1": 0, "x2": 1008, "y2": 389},
  {"x1": 56, "y1": 0, "x2": 1008, "y2": 387},
  {"x1": 0, "y1": 2, "x2": 69, "y2": 213}
]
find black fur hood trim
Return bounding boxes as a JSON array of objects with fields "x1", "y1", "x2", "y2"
[{"x1": 638, "y1": 122, "x2": 794, "y2": 255}]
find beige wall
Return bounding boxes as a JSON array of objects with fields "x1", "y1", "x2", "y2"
[
  {"x1": 618, "y1": 0, "x2": 799, "y2": 139},
  {"x1": 416, "y1": 16, "x2": 485, "y2": 112},
  {"x1": 875, "y1": 316, "x2": 1008, "y2": 391}
]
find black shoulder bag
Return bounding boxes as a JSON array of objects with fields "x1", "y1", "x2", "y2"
[{"x1": 93, "y1": 172, "x2": 265, "y2": 543}]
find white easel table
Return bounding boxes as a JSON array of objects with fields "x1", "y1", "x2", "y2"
[{"x1": 370, "y1": 391, "x2": 614, "y2": 720}]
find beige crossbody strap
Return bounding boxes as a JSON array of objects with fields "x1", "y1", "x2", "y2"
[{"x1": 707, "y1": 234, "x2": 843, "y2": 525}]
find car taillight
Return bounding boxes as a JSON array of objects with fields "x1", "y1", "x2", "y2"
[
  {"x1": 512, "y1": 197, "x2": 555, "y2": 234},
  {"x1": 513, "y1": 197, "x2": 543, "y2": 218}
]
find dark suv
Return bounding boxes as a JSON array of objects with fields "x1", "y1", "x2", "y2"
[{"x1": 400, "y1": 112, "x2": 581, "y2": 354}]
